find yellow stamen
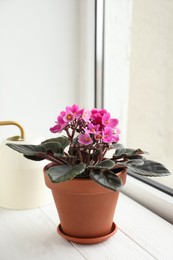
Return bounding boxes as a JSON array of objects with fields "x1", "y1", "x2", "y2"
[{"x1": 67, "y1": 115, "x2": 72, "y2": 120}]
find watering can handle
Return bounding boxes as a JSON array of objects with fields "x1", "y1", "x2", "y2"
[{"x1": 0, "y1": 121, "x2": 25, "y2": 140}]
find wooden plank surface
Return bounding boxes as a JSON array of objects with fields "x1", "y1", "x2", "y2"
[
  {"x1": 41, "y1": 203, "x2": 155, "y2": 260},
  {"x1": 116, "y1": 193, "x2": 173, "y2": 260},
  {"x1": 41, "y1": 193, "x2": 173, "y2": 260},
  {"x1": 0, "y1": 193, "x2": 173, "y2": 260},
  {"x1": 0, "y1": 208, "x2": 85, "y2": 260}
]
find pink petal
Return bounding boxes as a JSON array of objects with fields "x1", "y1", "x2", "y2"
[{"x1": 78, "y1": 133, "x2": 93, "y2": 145}]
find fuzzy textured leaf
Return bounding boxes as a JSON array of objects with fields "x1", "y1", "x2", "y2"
[
  {"x1": 46, "y1": 162, "x2": 86, "y2": 183},
  {"x1": 111, "y1": 143, "x2": 124, "y2": 149},
  {"x1": 42, "y1": 136, "x2": 69, "y2": 150},
  {"x1": 94, "y1": 160, "x2": 115, "y2": 169},
  {"x1": 126, "y1": 159, "x2": 144, "y2": 166},
  {"x1": 42, "y1": 142, "x2": 63, "y2": 155},
  {"x1": 90, "y1": 169, "x2": 123, "y2": 191},
  {"x1": 6, "y1": 143, "x2": 46, "y2": 156},
  {"x1": 113, "y1": 148, "x2": 145, "y2": 158},
  {"x1": 24, "y1": 155, "x2": 45, "y2": 161},
  {"x1": 127, "y1": 159, "x2": 171, "y2": 177}
]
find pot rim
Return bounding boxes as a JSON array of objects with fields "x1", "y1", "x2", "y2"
[
  {"x1": 44, "y1": 162, "x2": 127, "y2": 194},
  {"x1": 44, "y1": 162, "x2": 127, "y2": 182}
]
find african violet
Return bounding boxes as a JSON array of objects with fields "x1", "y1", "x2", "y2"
[{"x1": 6, "y1": 104, "x2": 171, "y2": 191}]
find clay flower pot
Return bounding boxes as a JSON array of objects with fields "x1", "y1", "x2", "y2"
[{"x1": 44, "y1": 164, "x2": 127, "y2": 244}]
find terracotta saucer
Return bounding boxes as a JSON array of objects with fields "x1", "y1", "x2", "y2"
[{"x1": 57, "y1": 222, "x2": 117, "y2": 245}]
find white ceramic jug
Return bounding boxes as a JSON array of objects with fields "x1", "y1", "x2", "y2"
[{"x1": 0, "y1": 121, "x2": 52, "y2": 209}]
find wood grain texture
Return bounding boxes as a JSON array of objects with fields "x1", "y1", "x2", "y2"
[
  {"x1": 116, "y1": 193, "x2": 173, "y2": 260},
  {"x1": 0, "y1": 193, "x2": 173, "y2": 260},
  {"x1": 0, "y1": 208, "x2": 85, "y2": 260},
  {"x1": 41, "y1": 203, "x2": 155, "y2": 259}
]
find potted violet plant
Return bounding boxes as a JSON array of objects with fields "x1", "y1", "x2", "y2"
[{"x1": 6, "y1": 104, "x2": 171, "y2": 244}]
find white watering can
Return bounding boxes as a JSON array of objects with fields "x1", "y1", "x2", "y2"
[{"x1": 0, "y1": 121, "x2": 52, "y2": 209}]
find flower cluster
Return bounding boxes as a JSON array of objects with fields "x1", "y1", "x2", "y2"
[
  {"x1": 6, "y1": 104, "x2": 171, "y2": 189},
  {"x1": 50, "y1": 104, "x2": 120, "y2": 146}
]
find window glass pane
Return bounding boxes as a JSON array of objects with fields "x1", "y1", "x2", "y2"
[{"x1": 127, "y1": 0, "x2": 173, "y2": 190}]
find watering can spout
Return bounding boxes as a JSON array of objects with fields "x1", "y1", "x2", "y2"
[{"x1": 0, "y1": 121, "x2": 25, "y2": 140}]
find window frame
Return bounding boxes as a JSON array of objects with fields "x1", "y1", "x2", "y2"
[
  {"x1": 122, "y1": 175, "x2": 173, "y2": 224},
  {"x1": 93, "y1": 0, "x2": 173, "y2": 224}
]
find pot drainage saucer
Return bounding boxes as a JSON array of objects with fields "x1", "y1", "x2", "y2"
[{"x1": 57, "y1": 222, "x2": 117, "y2": 245}]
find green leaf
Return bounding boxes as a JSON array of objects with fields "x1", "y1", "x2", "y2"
[
  {"x1": 126, "y1": 159, "x2": 144, "y2": 166},
  {"x1": 24, "y1": 155, "x2": 45, "y2": 161},
  {"x1": 46, "y1": 162, "x2": 86, "y2": 183},
  {"x1": 42, "y1": 142, "x2": 63, "y2": 155},
  {"x1": 94, "y1": 160, "x2": 115, "y2": 169},
  {"x1": 6, "y1": 143, "x2": 46, "y2": 156},
  {"x1": 41, "y1": 136, "x2": 70, "y2": 150},
  {"x1": 113, "y1": 148, "x2": 145, "y2": 158},
  {"x1": 90, "y1": 169, "x2": 123, "y2": 191},
  {"x1": 111, "y1": 143, "x2": 124, "y2": 149},
  {"x1": 127, "y1": 159, "x2": 171, "y2": 177}
]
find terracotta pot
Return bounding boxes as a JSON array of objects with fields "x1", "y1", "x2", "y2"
[{"x1": 44, "y1": 164, "x2": 127, "y2": 244}]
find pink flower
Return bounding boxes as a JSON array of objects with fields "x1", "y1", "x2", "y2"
[
  {"x1": 50, "y1": 111, "x2": 69, "y2": 133},
  {"x1": 102, "y1": 113, "x2": 119, "y2": 128},
  {"x1": 112, "y1": 134, "x2": 120, "y2": 143},
  {"x1": 114, "y1": 127, "x2": 121, "y2": 135},
  {"x1": 94, "y1": 133, "x2": 102, "y2": 141},
  {"x1": 57, "y1": 111, "x2": 66, "y2": 124},
  {"x1": 66, "y1": 104, "x2": 84, "y2": 118},
  {"x1": 78, "y1": 133, "x2": 93, "y2": 145},
  {"x1": 90, "y1": 109, "x2": 111, "y2": 130},
  {"x1": 91, "y1": 108, "x2": 107, "y2": 116},
  {"x1": 50, "y1": 124, "x2": 63, "y2": 133},
  {"x1": 99, "y1": 108, "x2": 108, "y2": 116},
  {"x1": 90, "y1": 110, "x2": 102, "y2": 126},
  {"x1": 111, "y1": 127, "x2": 121, "y2": 142},
  {"x1": 50, "y1": 104, "x2": 121, "y2": 145},
  {"x1": 102, "y1": 127, "x2": 114, "y2": 143},
  {"x1": 82, "y1": 109, "x2": 91, "y2": 122},
  {"x1": 63, "y1": 112, "x2": 75, "y2": 122},
  {"x1": 87, "y1": 123, "x2": 100, "y2": 134},
  {"x1": 56, "y1": 111, "x2": 68, "y2": 129}
]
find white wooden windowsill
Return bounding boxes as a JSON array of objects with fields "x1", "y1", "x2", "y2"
[{"x1": 0, "y1": 193, "x2": 173, "y2": 260}]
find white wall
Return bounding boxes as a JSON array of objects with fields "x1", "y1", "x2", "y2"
[
  {"x1": 0, "y1": 0, "x2": 82, "y2": 140},
  {"x1": 127, "y1": 0, "x2": 173, "y2": 187},
  {"x1": 104, "y1": 0, "x2": 133, "y2": 145},
  {"x1": 79, "y1": 0, "x2": 95, "y2": 109},
  {"x1": 0, "y1": 0, "x2": 133, "y2": 147}
]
